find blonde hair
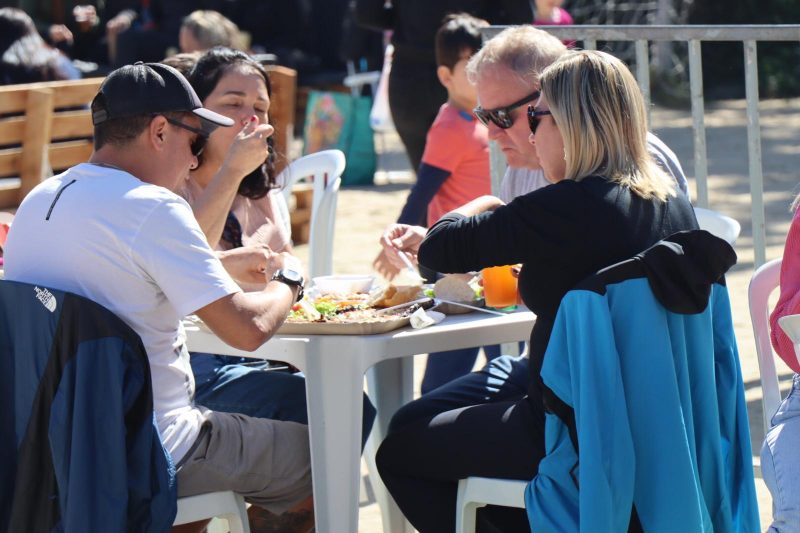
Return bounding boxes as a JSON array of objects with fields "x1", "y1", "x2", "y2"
[
  {"x1": 466, "y1": 25, "x2": 566, "y2": 87},
  {"x1": 181, "y1": 10, "x2": 245, "y2": 51},
  {"x1": 539, "y1": 50, "x2": 675, "y2": 201}
]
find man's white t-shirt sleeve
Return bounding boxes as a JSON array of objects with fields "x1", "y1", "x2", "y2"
[{"x1": 132, "y1": 197, "x2": 241, "y2": 317}]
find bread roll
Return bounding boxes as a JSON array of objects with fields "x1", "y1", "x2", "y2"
[
  {"x1": 434, "y1": 274, "x2": 476, "y2": 302},
  {"x1": 369, "y1": 284, "x2": 422, "y2": 308}
]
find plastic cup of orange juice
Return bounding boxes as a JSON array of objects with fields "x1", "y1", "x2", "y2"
[{"x1": 481, "y1": 265, "x2": 518, "y2": 310}]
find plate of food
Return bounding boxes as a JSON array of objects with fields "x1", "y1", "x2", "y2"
[
  {"x1": 426, "y1": 274, "x2": 485, "y2": 315},
  {"x1": 280, "y1": 284, "x2": 432, "y2": 335}
]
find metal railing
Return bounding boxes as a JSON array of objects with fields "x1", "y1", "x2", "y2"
[{"x1": 483, "y1": 25, "x2": 800, "y2": 267}]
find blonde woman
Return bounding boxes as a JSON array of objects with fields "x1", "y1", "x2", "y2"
[{"x1": 376, "y1": 50, "x2": 698, "y2": 532}]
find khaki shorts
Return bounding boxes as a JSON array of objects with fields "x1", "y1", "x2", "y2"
[{"x1": 176, "y1": 410, "x2": 311, "y2": 515}]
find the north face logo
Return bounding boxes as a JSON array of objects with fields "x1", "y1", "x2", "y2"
[{"x1": 34, "y1": 286, "x2": 57, "y2": 312}]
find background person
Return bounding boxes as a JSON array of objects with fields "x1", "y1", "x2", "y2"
[
  {"x1": 4, "y1": 62, "x2": 314, "y2": 532},
  {"x1": 376, "y1": 50, "x2": 698, "y2": 532},
  {"x1": 179, "y1": 10, "x2": 246, "y2": 53},
  {"x1": 354, "y1": 0, "x2": 533, "y2": 191},
  {"x1": 532, "y1": 0, "x2": 576, "y2": 48},
  {"x1": 0, "y1": 7, "x2": 80, "y2": 84}
]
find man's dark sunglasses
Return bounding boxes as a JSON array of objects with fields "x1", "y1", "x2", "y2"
[
  {"x1": 473, "y1": 89, "x2": 540, "y2": 129},
  {"x1": 527, "y1": 105, "x2": 552, "y2": 135},
  {"x1": 163, "y1": 116, "x2": 208, "y2": 156}
]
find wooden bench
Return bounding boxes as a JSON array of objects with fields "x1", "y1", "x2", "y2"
[
  {"x1": 0, "y1": 68, "x2": 297, "y2": 213},
  {"x1": 265, "y1": 65, "x2": 297, "y2": 175},
  {"x1": 0, "y1": 78, "x2": 103, "y2": 209}
]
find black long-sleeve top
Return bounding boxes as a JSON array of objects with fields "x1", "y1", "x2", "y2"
[{"x1": 418, "y1": 175, "x2": 698, "y2": 403}]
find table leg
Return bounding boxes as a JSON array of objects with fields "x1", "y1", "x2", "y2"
[
  {"x1": 365, "y1": 358, "x2": 415, "y2": 533},
  {"x1": 303, "y1": 343, "x2": 366, "y2": 533}
]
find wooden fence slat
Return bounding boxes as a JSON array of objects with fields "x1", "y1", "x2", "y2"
[
  {"x1": 19, "y1": 89, "x2": 54, "y2": 201},
  {"x1": 0, "y1": 150, "x2": 21, "y2": 177},
  {"x1": 51, "y1": 111, "x2": 94, "y2": 140},
  {"x1": 0, "y1": 78, "x2": 102, "y2": 114},
  {"x1": 266, "y1": 65, "x2": 297, "y2": 174},
  {"x1": 49, "y1": 141, "x2": 94, "y2": 171},
  {"x1": 0, "y1": 185, "x2": 21, "y2": 210},
  {"x1": 0, "y1": 117, "x2": 25, "y2": 146}
]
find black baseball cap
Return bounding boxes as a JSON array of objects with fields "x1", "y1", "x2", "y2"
[{"x1": 91, "y1": 62, "x2": 234, "y2": 135}]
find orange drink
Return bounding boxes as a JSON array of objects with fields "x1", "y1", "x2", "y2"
[{"x1": 481, "y1": 265, "x2": 518, "y2": 310}]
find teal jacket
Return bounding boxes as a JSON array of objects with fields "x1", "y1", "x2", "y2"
[{"x1": 527, "y1": 231, "x2": 760, "y2": 532}]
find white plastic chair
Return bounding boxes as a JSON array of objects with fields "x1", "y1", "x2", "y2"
[
  {"x1": 455, "y1": 477, "x2": 527, "y2": 533},
  {"x1": 174, "y1": 491, "x2": 250, "y2": 533},
  {"x1": 307, "y1": 175, "x2": 341, "y2": 279},
  {"x1": 277, "y1": 149, "x2": 346, "y2": 278},
  {"x1": 694, "y1": 207, "x2": 742, "y2": 245},
  {"x1": 748, "y1": 258, "x2": 783, "y2": 434}
]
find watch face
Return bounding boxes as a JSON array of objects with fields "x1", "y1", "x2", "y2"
[{"x1": 281, "y1": 269, "x2": 303, "y2": 285}]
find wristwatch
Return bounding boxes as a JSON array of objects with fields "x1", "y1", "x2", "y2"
[{"x1": 271, "y1": 268, "x2": 305, "y2": 302}]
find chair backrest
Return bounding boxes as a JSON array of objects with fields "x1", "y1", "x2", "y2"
[
  {"x1": 265, "y1": 65, "x2": 297, "y2": 175},
  {"x1": 747, "y1": 257, "x2": 783, "y2": 433},
  {"x1": 694, "y1": 207, "x2": 742, "y2": 245},
  {"x1": 277, "y1": 150, "x2": 346, "y2": 278},
  {"x1": 308, "y1": 175, "x2": 341, "y2": 279},
  {"x1": 278, "y1": 149, "x2": 346, "y2": 202},
  {"x1": 0, "y1": 279, "x2": 175, "y2": 531},
  {"x1": 0, "y1": 78, "x2": 103, "y2": 208}
]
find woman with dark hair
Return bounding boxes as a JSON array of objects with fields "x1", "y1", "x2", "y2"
[
  {"x1": 181, "y1": 47, "x2": 290, "y2": 268},
  {"x1": 178, "y1": 46, "x2": 376, "y2": 451},
  {"x1": 0, "y1": 7, "x2": 79, "y2": 85}
]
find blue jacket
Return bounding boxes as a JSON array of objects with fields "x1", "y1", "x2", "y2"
[
  {"x1": 0, "y1": 280, "x2": 176, "y2": 533},
  {"x1": 526, "y1": 231, "x2": 759, "y2": 532}
]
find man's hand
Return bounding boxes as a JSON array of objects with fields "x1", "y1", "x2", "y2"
[
  {"x1": 72, "y1": 5, "x2": 98, "y2": 31},
  {"x1": 373, "y1": 224, "x2": 426, "y2": 280},
  {"x1": 48, "y1": 24, "x2": 73, "y2": 45},
  {"x1": 218, "y1": 245, "x2": 301, "y2": 286},
  {"x1": 106, "y1": 10, "x2": 135, "y2": 36},
  {"x1": 219, "y1": 115, "x2": 274, "y2": 181},
  {"x1": 373, "y1": 248, "x2": 401, "y2": 280}
]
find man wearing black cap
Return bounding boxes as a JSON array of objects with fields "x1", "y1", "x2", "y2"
[{"x1": 4, "y1": 63, "x2": 314, "y2": 532}]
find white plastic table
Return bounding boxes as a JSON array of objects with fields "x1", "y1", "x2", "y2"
[{"x1": 184, "y1": 308, "x2": 535, "y2": 533}]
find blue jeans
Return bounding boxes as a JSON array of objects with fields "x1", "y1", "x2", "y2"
[
  {"x1": 191, "y1": 353, "x2": 376, "y2": 448},
  {"x1": 420, "y1": 343, "x2": 525, "y2": 395},
  {"x1": 762, "y1": 373, "x2": 800, "y2": 532},
  {"x1": 390, "y1": 353, "x2": 530, "y2": 434}
]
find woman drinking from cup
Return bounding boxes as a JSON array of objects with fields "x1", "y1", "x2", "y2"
[{"x1": 376, "y1": 50, "x2": 698, "y2": 532}]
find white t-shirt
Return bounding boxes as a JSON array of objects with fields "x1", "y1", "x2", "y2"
[
  {"x1": 646, "y1": 132, "x2": 690, "y2": 198},
  {"x1": 4, "y1": 163, "x2": 241, "y2": 463},
  {"x1": 498, "y1": 166, "x2": 549, "y2": 203}
]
